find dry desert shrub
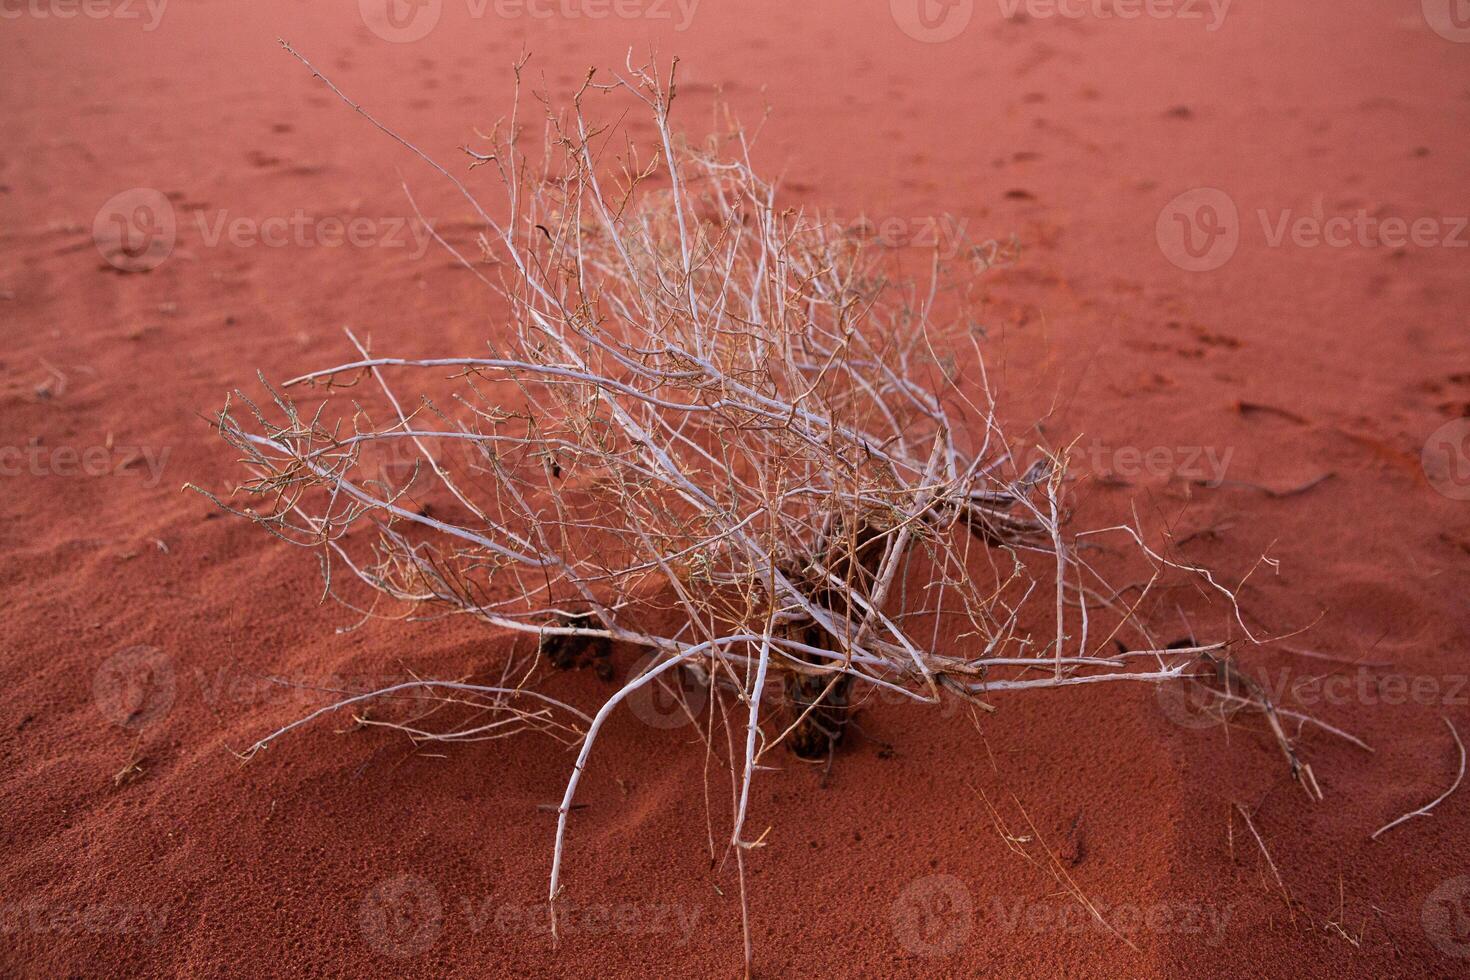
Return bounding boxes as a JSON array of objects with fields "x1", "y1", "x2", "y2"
[{"x1": 193, "y1": 49, "x2": 1343, "y2": 958}]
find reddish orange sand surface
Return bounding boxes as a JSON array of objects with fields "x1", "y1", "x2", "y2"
[{"x1": 3, "y1": 1, "x2": 1469, "y2": 976}]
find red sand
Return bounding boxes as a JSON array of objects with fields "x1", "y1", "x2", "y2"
[{"x1": 3, "y1": 1, "x2": 1468, "y2": 976}]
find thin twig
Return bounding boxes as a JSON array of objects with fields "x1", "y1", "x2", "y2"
[{"x1": 1370, "y1": 717, "x2": 1465, "y2": 841}]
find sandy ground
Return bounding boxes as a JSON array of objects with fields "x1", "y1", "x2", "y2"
[{"x1": 2, "y1": 0, "x2": 1468, "y2": 976}]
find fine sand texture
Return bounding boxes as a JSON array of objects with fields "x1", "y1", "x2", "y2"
[{"x1": 2, "y1": 1, "x2": 1468, "y2": 976}]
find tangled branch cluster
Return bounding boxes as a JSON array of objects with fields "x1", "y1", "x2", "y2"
[{"x1": 198, "y1": 51, "x2": 1255, "y2": 940}]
